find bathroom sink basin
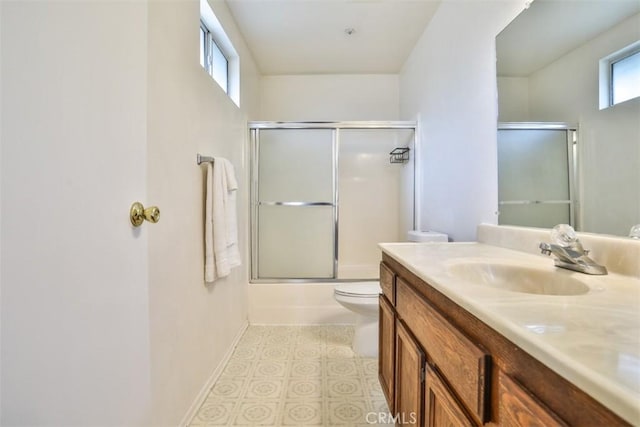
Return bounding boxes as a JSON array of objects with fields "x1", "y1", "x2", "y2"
[{"x1": 447, "y1": 261, "x2": 590, "y2": 296}]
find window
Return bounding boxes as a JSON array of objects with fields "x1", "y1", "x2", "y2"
[
  {"x1": 200, "y1": 0, "x2": 240, "y2": 106},
  {"x1": 599, "y1": 41, "x2": 640, "y2": 109},
  {"x1": 611, "y1": 50, "x2": 640, "y2": 105},
  {"x1": 199, "y1": 26, "x2": 206, "y2": 70},
  {"x1": 200, "y1": 21, "x2": 229, "y2": 92}
]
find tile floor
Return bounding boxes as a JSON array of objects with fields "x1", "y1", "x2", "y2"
[{"x1": 189, "y1": 325, "x2": 392, "y2": 426}]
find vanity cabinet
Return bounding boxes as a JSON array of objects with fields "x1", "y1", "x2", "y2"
[
  {"x1": 379, "y1": 293, "x2": 396, "y2": 409},
  {"x1": 425, "y1": 366, "x2": 476, "y2": 426},
  {"x1": 395, "y1": 319, "x2": 425, "y2": 427},
  {"x1": 379, "y1": 255, "x2": 630, "y2": 427},
  {"x1": 396, "y1": 276, "x2": 488, "y2": 424},
  {"x1": 498, "y1": 371, "x2": 567, "y2": 427}
]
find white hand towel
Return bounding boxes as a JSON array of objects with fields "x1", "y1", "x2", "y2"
[
  {"x1": 222, "y1": 159, "x2": 239, "y2": 247},
  {"x1": 205, "y1": 163, "x2": 215, "y2": 282},
  {"x1": 205, "y1": 158, "x2": 241, "y2": 283}
]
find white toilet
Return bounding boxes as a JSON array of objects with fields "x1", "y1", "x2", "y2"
[
  {"x1": 333, "y1": 282, "x2": 382, "y2": 357},
  {"x1": 333, "y1": 230, "x2": 448, "y2": 358}
]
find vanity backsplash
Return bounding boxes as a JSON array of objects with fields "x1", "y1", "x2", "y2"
[{"x1": 477, "y1": 224, "x2": 640, "y2": 278}]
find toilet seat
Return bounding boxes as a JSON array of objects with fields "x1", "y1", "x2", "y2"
[{"x1": 334, "y1": 282, "x2": 381, "y2": 298}]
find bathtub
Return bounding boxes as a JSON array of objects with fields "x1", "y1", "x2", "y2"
[{"x1": 248, "y1": 280, "x2": 379, "y2": 325}]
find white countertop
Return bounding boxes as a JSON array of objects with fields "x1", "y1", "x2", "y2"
[{"x1": 379, "y1": 242, "x2": 640, "y2": 425}]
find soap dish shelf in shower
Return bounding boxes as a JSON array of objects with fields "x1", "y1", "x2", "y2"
[{"x1": 389, "y1": 147, "x2": 410, "y2": 164}]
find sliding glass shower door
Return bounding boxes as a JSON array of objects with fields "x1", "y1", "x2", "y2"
[
  {"x1": 250, "y1": 121, "x2": 417, "y2": 282},
  {"x1": 254, "y1": 129, "x2": 336, "y2": 279},
  {"x1": 497, "y1": 124, "x2": 577, "y2": 228}
]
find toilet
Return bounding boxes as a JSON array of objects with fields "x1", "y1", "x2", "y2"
[
  {"x1": 333, "y1": 230, "x2": 448, "y2": 357},
  {"x1": 333, "y1": 282, "x2": 382, "y2": 357}
]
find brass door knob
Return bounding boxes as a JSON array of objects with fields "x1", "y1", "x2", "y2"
[{"x1": 130, "y1": 202, "x2": 160, "y2": 227}]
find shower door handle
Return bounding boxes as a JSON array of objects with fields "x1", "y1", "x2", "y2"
[{"x1": 258, "y1": 201, "x2": 335, "y2": 207}]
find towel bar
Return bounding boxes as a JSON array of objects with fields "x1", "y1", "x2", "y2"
[{"x1": 197, "y1": 153, "x2": 215, "y2": 165}]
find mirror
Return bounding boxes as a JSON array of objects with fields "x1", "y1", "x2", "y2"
[{"x1": 496, "y1": 0, "x2": 640, "y2": 237}]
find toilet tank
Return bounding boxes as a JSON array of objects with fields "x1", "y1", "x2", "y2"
[{"x1": 407, "y1": 230, "x2": 449, "y2": 242}]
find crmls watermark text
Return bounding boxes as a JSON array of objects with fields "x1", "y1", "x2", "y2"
[{"x1": 366, "y1": 411, "x2": 417, "y2": 425}]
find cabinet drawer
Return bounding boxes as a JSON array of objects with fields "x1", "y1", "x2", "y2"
[
  {"x1": 499, "y1": 371, "x2": 567, "y2": 427},
  {"x1": 379, "y1": 262, "x2": 395, "y2": 304},
  {"x1": 396, "y1": 278, "x2": 489, "y2": 424}
]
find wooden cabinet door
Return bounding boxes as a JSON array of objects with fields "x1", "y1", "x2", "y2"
[
  {"x1": 396, "y1": 278, "x2": 489, "y2": 424},
  {"x1": 395, "y1": 320, "x2": 424, "y2": 427},
  {"x1": 379, "y1": 294, "x2": 396, "y2": 411},
  {"x1": 499, "y1": 371, "x2": 568, "y2": 427},
  {"x1": 425, "y1": 367, "x2": 475, "y2": 427}
]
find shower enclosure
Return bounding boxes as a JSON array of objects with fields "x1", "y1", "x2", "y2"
[
  {"x1": 250, "y1": 121, "x2": 416, "y2": 282},
  {"x1": 497, "y1": 122, "x2": 578, "y2": 229}
]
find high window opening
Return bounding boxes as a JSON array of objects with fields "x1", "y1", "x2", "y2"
[
  {"x1": 599, "y1": 41, "x2": 640, "y2": 109},
  {"x1": 611, "y1": 50, "x2": 640, "y2": 105},
  {"x1": 199, "y1": 0, "x2": 240, "y2": 107}
]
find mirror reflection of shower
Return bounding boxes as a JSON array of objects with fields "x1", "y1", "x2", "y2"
[
  {"x1": 249, "y1": 122, "x2": 416, "y2": 282},
  {"x1": 497, "y1": 123, "x2": 577, "y2": 229}
]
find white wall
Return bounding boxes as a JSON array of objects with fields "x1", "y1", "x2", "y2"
[
  {"x1": 526, "y1": 14, "x2": 640, "y2": 236},
  {"x1": 260, "y1": 74, "x2": 399, "y2": 120},
  {"x1": 1, "y1": 2, "x2": 151, "y2": 424},
  {"x1": 399, "y1": 0, "x2": 527, "y2": 242},
  {"x1": 1, "y1": 0, "x2": 261, "y2": 424},
  {"x1": 497, "y1": 76, "x2": 530, "y2": 122},
  {"x1": 146, "y1": 0, "x2": 259, "y2": 424}
]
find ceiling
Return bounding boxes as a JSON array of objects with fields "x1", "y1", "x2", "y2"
[
  {"x1": 225, "y1": 0, "x2": 442, "y2": 75},
  {"x1": 497, "y1": 0, "x2": 640, "y2": 77},
  {"x1": 225, "y1": 0, "x2": 640, "y2": 77}
]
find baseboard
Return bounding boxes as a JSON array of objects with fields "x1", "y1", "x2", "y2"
[{"x1": 179, "y1": 320, "x2": 249, "y2": 427}]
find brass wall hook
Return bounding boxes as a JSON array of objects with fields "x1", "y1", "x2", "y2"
[{"x1": 130, "y1": 202, "x2": 160, "y2": 227}]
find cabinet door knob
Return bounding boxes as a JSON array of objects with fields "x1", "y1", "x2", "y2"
[{"x1": 130, "y1": 202, "x2": 160, "y2": 227}]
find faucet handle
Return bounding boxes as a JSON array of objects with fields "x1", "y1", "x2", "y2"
[
  {"x1": 551, "y1": 224, "x2": 577, "y2": 247},
  {"x1": 539, "y1": 242, "x2": 552, "y2": 256}
]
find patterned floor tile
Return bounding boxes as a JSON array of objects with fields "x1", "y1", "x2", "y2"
[
  {"x1": 326, "y1": 359, "x2": 359, "y2": 376},
  {"x1": 209, "y1": 379, "x2": 246, "y2": 399},
  {"x1": 293, "y1": 345, "x2": 323, "y2": 360},
  {"x1": 281, "y1": 401, "x2": 323, "y2": 425},
  {"x1": 327, "y1": 400, "x2": 369, "y2": 425},
  {"x1": 245, "y1": 379, "x2": 284, "y2": 399},
  {"x1": 290, "y1": 359, "x2": 323, "y2": 377},
  {"x1": 326, "y1": 377, "x2": 364, "y2": 398},
  {"x1": 190, "y1": 401, "x2": 235, "y2": 425},
  {"x1": 220, "y1": 360, "x2": 253, "y2": 378},
  {"x1": 189, "y1": 325, "x2": 391, "y2": 427},
  {"x1": 232, "y1": 401, "x2": 279, "y2": 426},
  {"x1": 286, "y1": 378, "x2": 323, "y2": 399},
  {"x1": 253, "y1": 360, "x2": 289, "y2": 378}
]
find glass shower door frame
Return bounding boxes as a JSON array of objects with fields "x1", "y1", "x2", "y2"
[
  {"x1": 250, "y1": 126, "x2": 338, "y2": 281},
  {"x1": 249, "y1": 121, "x2": 418, "y2": 282},
  {"x1": 497, "y1": 122, "x2": 578, "y2": 229}
]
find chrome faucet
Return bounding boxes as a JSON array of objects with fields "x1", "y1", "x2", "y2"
[{"x1": 539, "y1": 224, "x2": 608, "y2": 275}]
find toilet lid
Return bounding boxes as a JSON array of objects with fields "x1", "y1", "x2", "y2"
[{"x1": 334, "y1": 282, "x2": 381, "y2": 297}]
